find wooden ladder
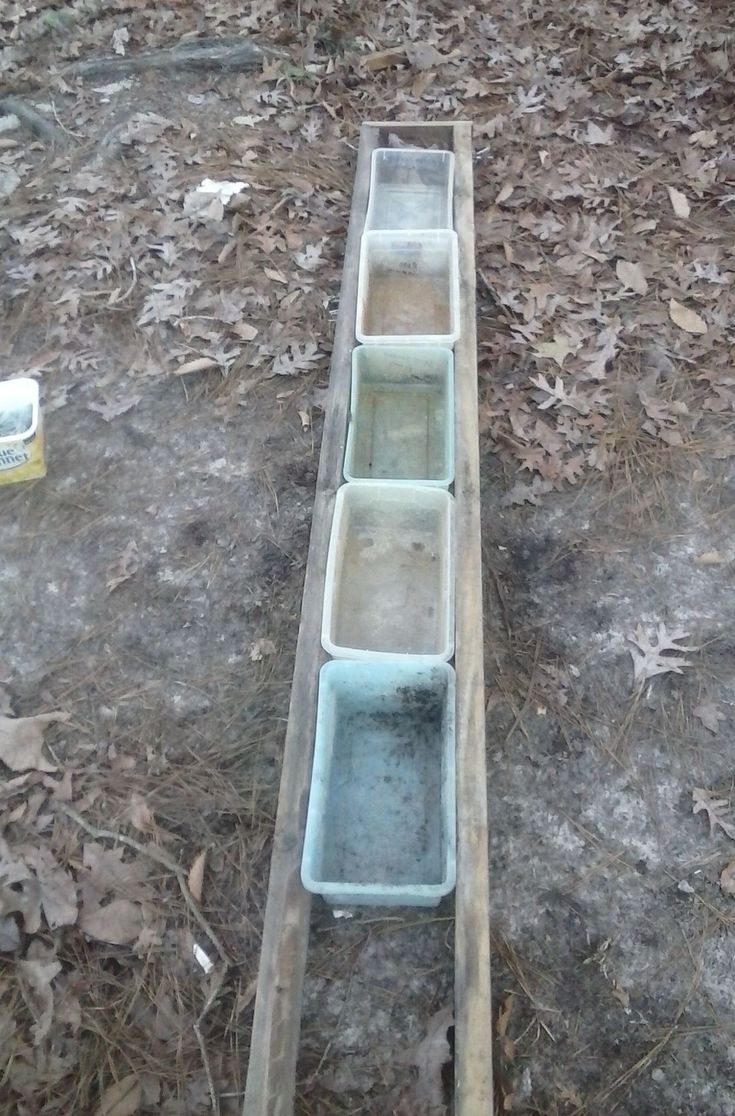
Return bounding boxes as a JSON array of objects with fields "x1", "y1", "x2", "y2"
[{"x1": 243, "y1": 120, "x2": 492, "y2": 1116}]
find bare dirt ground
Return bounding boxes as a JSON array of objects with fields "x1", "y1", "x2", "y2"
[{"x1": 1, "y1": 2, "x2": 735, "y2": 1115}]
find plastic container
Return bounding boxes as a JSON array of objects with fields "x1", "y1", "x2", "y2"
[
  {"x1": 355, "y1": 231, "x2": 460, "y2": 346},
  {"x1": 321, "y1": 482, "x2": 454, "y2": 662},
  {"x1": 365, "y1": 148, "x2": 454, "y2": 231},
  {"x1": 301, "y1": 660, "x2": 456, "y2": 907},
  {"x1": 0, "y1": 378, "x2": 45, "y2": 486},
  {"x1": 344, "y1": 346, "x2": 454, "y2": 487}
]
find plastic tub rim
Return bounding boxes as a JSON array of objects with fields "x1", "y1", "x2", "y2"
[
  {"x1": 364, "y1": 146, "x2": 455, "y2": 232},
  {"x1": 301, "y1": 659, "x2": 457, "y2": 905},
  {"x1": 320, "y1": 481, "x2": 455, "y2": 663},
  {"x1": 355, "y1": 229, "x2": 461, "y2": 347}
]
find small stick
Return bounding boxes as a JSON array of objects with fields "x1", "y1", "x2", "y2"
[{"x1": 194, "y1": 963, "x2": 228, "y2": 1116}]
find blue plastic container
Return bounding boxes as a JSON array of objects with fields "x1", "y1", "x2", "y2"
[
  {"x1": 301, "y1": 660, "x2": 456, "y2": 908},
  {"x1": 344, "y1": 346, "x2": 454, "y2": 487}
]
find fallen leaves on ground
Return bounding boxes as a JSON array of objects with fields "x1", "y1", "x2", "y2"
[
  {"x1": 249, "y1": 637, "x2": 277, "y2": 661},
  {"x1": 692, "y1": 698, "x2": 725, "y2": 735},
  {"x1": 693, "y1": 788, "x2": 735, "y2": 842},
  {"x1": 17, "y1": 947, "x2": 62, "y2": 1045},
  {"x1": 669, "y1": 299, "x2": 708, "y2": 335},
  {"x1": 94, "y1": 1073, "x2": 142, "y2": 1116},
  {"x1": 106, "y1": 541, "x2": 140, "y2": 593},
  {"x1": 187, "y1": 850, "x2": 206, "y2": 903},
  {"x1": 616, "y1": 260, "x2": 648, "y2": 296},
  {"x1": 720, "y1": 861, "x2": 735, "y2": 898},
  {"x1": 396, "y1": 1005, "x2": 453, "y2": 1115},
  {"x1": 0, "y1": 711, "x2": 69, "y2": 773},
  {"x1": 667, "y1": 186, "x2": 691, "y2": 220},
  {"x1": 627, "y1": 625, "x2": 696, "y2": 690}
]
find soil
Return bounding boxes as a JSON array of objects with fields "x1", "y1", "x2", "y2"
[{"x1": 363, "y1": 272, "x2": 451, "y2": 337}]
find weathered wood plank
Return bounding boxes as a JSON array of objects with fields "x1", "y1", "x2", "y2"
[
  {"x1": 452, "y1": 120, "x2": 494, "y2": 1116},
  {"x1": 242, "y1": 127, "x2": 378, "y2": 1116}
]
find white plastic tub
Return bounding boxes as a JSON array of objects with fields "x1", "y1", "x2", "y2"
[
  {"x1": 301, "y1": 660, "x2": 456, "y2": 907},
  {"x1": 321, "y1": 483, "x2": 454, "y2": 662},
  {"x1": 365, "y1": 148, "x2": 454, "y2": 231},
  {"x1": 344, "y1": 346, "x2": 454, "y2": 487},
  {"x1": 355, "y1": 231, "x2": 460, "y2": 346}
]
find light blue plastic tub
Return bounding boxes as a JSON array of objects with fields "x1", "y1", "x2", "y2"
[
  {"x1": 301, "y1": 660, "x2": 456, "y2": 907},
  {"x1": 344, "y1": 346, "x2": 454, "y2": 487}
]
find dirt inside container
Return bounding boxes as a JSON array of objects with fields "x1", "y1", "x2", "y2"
[{"x1": 363, "y1": 272, "x2": 451, "y2": 336}]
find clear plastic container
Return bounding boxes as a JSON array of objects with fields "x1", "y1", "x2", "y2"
[
  {"x1": 344, "y1": 346, "x2": 454, "y2": 487},
  {"x1": 365, "y1": 148, "x2": 454, "y2": 231},
  {"x1": 301, "y1": 660, "x2": 456, "y2": 908},
  {"x1": 321, "y1": 482, "x2": 454, "y2": 662},
  {"x1": 355, "y1": 230, "x2": 460, "y2": 346}
]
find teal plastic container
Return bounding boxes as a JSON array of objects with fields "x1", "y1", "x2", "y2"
[
  {"x1": 301, "y1": 660, "x2": 456, "y2": 908},
  {"x1": 344, "y1": 346, "x2": 454, "y2": 487}
]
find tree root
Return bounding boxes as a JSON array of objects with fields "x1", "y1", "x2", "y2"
[
  {"x1": 0, "y1": 95, "x2": 68, "y2": 147},
  {"x1": 65, "y1": 35, "x2": 283, "y2": 80}
]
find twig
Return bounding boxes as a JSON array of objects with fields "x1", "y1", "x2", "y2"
[
  {"x1": 65, "y1": 36, "x2": 284, "y2": 80},
  {"x1": 50, "y1": 99, "x2": 83, "y2": 141},
  {"x1": 194, "y1": 963, "x2": 228, "y2": 1116},
  {"x1": 58, "y1": 802, "x2": 233, "y2": 1114},
  {"x1": 0, "y1": 95, "x2": 68, "y2": 147}
]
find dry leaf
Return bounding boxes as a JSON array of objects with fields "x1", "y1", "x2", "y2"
[
  {"x1": 585, "y1": 121, "x2": 615, "y2": 145},
  {"x1": 692, "y1": 788, "x2": 735, "y2": 841},
  {"x1": 692, "y1": 699, "x2": 725, "y2": 735},
  {"x1": 87, "y1": 394, "x2": 142, "y2": 422},
  {"x1": 128, "y1": 792, "x2": 155, "y2": 834},
  {"x1": 612, "y1": 980, "x2": 630, "y2": 1010},
  {"x1": 80, "y1": 898, "x2": 143, "y2": 945},
  {"x1": 362, "y1": 45, "x2": 409, "y2": 72},
  {"x1": 94, "y1": 1073, "x2": 142, "y2": 1116},
  {"x1": 0, "y1": 711, "x2": 69, "y2": 773},
  {"x1": 173, "y1": 357, "x2": 219, "y2": 376},
  {"x1": 720, "y1": 860, "x2": 735, "y2": 897},
  {"x1": 669, "y1": 299, "x2": 707, "y2": 335},
  {"x1": 695, "y1": 550, "x2": 726, "y2": 565},
  {"x1": 627, "y1": 624, "x2": 695, "y2": 689},
  {"x1": 231, "y1": 322, "x2": 258, "y2": 341},
  {"x1": 497, "y1": 993, "x2": 515, "y2": 1060},
  {"x1": 111, "y1": 27, "x2": 130, "y2": 56},
  {"x1": 616, "y1": 260, "x2": 648, "y2": 295},
  {"x1": 19, "y1": 845, "x2": 77, "y2": 929},
  {"x1": 249, "y1": 638, "x2": 276, "y2": 661},
  {"x1": 667, "y1": 186, "x2": 691, "y2": 218},
  {"x1": 187, "y1": 850, "x2": 206, "y2": 903},
  {"x1": 397, "y1": 1005, "x2": 453, "y2": 1115},
  {"x1": 106, "y1": 541, "x2": 140, "y2": 593},
  {"x1": 532, "y1": 336, "x2": 574, "y2": 368},
  {"x1": 17, "y1": 953, "x2": 61, "y2": 1045}
]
